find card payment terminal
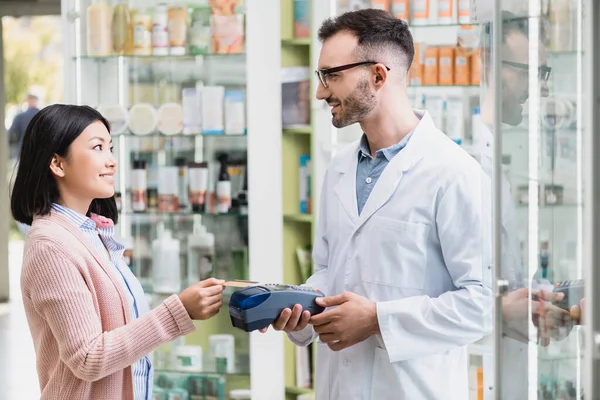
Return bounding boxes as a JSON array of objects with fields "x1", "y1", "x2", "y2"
[{"x1": 229, "y1": 284, "x2": 325, "y2": 332}]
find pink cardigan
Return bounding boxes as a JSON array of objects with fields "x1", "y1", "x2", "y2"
[{"x1": 21, "y1": 211, "x2": 196, "y2": 399}]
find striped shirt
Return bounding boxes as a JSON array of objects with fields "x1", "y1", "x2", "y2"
[{"x1": 51, "y1": 203, "x2": 153, "y2": 400}]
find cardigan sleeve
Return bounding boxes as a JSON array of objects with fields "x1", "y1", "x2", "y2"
[{"x1": 22, "y1": 240, "x2": 196, "y2": 382}]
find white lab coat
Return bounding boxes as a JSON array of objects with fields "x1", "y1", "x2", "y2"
[
  {"x1": 288, "y1": 110, "x2": 494, "y2": 400},
  {"x1": 476, "y1": 126, "x2": 530, "y2": 400}
]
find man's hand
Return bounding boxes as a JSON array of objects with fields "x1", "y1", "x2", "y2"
[
  {"x1": 259, "y1": 304, "x2": 312, "y2": 333},
  {"x1": 309, "y1": 292, "x2": 379, "y2": 352},
  {"x1": 569, "y1": 298, "x2": 585, "y2": 324},
  {"x1": 502, "y1": 288, "x2": 572, "y2": 346}
]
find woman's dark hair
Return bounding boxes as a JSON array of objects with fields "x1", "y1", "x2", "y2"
[{"x1": 10, "y1": 104, "x2": 118, "y2": 225}]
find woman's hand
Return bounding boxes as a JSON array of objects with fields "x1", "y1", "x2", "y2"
[{"x1": 178, "y1": 278, "x2": 226, "y2": 320}]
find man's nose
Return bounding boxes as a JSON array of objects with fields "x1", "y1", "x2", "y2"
[{"x1": 316, "y1": 81, "x2": 329, "y2": 100}]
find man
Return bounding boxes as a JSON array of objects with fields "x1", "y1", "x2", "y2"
[
  {"x1": 261, "y1": 9, "x2": 493, "y2": 399},
  {"x1": 478, "y1": 13, "x2": 574, "y2": 399},
  {"x1": 9, "y1": 89, "x2": 40, "y2": 160}
]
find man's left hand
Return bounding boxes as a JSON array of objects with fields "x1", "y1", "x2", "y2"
[{"x1": 309, "y1": 292, "x2": 379, "y2": 351}]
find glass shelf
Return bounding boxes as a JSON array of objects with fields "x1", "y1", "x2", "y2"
[
  {"x1": 155, "y1": 367, "x2": 250, "y2": 378},
  {"x1": 122, "y1": 211, "x2": 248, "y2": 222},
  {"x1": 408, "y1": 22, "x2": 474, "y2": 29},
  {"x1": 283, "y1": 214, "x2": 313, "y2": 223},
  {"x1": 281, "y1": 38, "x2": 311, "y2": 46},
  {"x1": 408, "y1": 85, "x2": 479, "y2": 88},
  {"x1": 113, "y1": 132, "x2": 247, "y2": 138},
  {"x1": 74, "y1": 54, "x2": 246, "y2": 62},
  {"x1": 282, "y1": 125, "x2": 312, "y2": 135},
  {"x1": 285, "y1": 386, "x2": 314, "y2": 395}
]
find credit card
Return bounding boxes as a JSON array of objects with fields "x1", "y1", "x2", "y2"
[{"x1": 223, "y1": 280, "x2": 259, "y2": 288}]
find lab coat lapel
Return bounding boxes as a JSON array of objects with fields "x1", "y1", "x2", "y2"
[
  {"x1": 355, "y1": 111, "x2": 433, "y2": 230},
  {"x1": 333, "y1": 142, "x2": 360, "y2": 223}
]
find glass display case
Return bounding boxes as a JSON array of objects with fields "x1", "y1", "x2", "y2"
[
  {"x1": 61, "y1": 0, "x2": 284, "y2": 398},
  {"x1": 325, "y1": 1, "x2": 600, "y2": 399},
  {"x1": 476, "y1": 0, "x2": 597, "y2": 399}
]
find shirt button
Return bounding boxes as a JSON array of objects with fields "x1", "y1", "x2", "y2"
[
  {"x1": 366, "y1": 177, "x2": 372, "y2": 184},
  {"x1": 343, "y1": 359, "x2": 351, "y2": 366}
]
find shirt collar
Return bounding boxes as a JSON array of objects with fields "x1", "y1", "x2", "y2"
[
  {"x1": 358, "y1": 128, "x2": 415, "y2": 162},
  {"x1": 51, "y1": 203, "x2": 97, "y2": 232}
]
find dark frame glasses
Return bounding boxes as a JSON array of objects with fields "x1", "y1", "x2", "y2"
[
  {"x1": 502, "y1": 60, "x2": 552, "y2": 81},
  {"x1": 315, "y1": 61, "x2": 391, "y2": 88}
]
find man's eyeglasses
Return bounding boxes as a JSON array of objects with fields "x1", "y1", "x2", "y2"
[
  {"x1": 502, "y1": 60, "x2": 552, "y2": 81},
  {"x1": 315, "y1": 61, "x2": 391, "y2": 88}
]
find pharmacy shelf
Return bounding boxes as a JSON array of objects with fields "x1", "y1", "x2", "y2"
[
  {"x1": 114, "y1": 132, "x2": 247, "y2": 138},
  {"x1": 283, "y1": 125, "x2": 312, "y2": 135},
  {"x1": 408, "y1": 22, "x2": 474, "y2": 28},
  {"x1": 283, "y1": 214, "x2": 314, "y2": 223},
  {"x1": 74, "y1": 54, "x2": 245, "y2": 62},
  {"x1": 281, "y1": 38, "x2": 312, "y2": 46},
  {"x1": 285, "y1": 386, "x2": 314, "y2": 395}
]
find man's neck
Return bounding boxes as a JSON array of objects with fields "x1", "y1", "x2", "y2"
[{"x1": 359, "y1": 102, "x2": 419, "y2": 157}]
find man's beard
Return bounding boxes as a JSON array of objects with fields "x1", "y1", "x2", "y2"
[{"x1": 330, "y1": 79, "x2": 376, "y2": 128}]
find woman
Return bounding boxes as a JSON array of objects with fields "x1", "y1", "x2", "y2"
[{"x1": 10, "y1": 104, "x2": 225, "y2": 399}]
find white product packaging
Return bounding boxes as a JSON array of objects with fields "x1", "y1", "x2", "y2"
[
  {"x1": 157, "y1": 103, "x2": 183, "y2": 135},
  {"x1": 151, "y1": 224, "x2": 181, "y2": 293},
  {"x1": 224, "y1": 90, "x2": 246, "y2": 135},
  {"x1": 182, "y1": 88, "x2": 202, "y2": 135},
  {"x1": 201, "y1": 86, "x2": 225, "y2": 135},
  {"x1": 128, "y1": 103, "x2": 157, "y2": 135},
  {"x1": 445, "y1": 96, "x2": 465, "y2": 145}
]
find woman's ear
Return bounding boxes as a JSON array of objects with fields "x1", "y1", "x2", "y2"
[{"x1": 49, "y1": 155, "x2": 66, "y2": 178}]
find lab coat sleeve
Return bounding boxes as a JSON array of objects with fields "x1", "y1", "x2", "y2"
[
  {"x1": 377, "y1": 167, "x2": 493, "y2": 363},
  {"x1": 287, "y1": 171, "x2": 331, "y2": 347}
]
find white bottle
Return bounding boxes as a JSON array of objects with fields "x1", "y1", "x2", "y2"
[
  {"x1": 152, "y1": 4, "x2": 169, "y2": 56},
  {"x1": 471, "y1": 107, "x2": 486, "y2": 148},
  {"x1": 187, "y1": 215, "x2": 215, "y2": 287},
  {"x1": 152, "y1": 223, "x2": 181, "y2": 293}
]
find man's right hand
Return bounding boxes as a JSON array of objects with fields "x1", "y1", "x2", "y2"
[{"x1": 259, "y1": 304, "x2": 311, "y2": 333}]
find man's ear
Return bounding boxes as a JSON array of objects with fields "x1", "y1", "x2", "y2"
[
  {"x1": 49, "y1": 154, "x2": 66, "y2": 178},
  {"x1": 373, "y1": 64, "x2": 388, "y2": 88}
]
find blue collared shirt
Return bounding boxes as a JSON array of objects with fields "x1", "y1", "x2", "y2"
[
  {"x1": 51, "y1": 203, "x2": 153, "y2": 400},
  {"x1": 356, "y1": 131, "x2": 414, "y2": 215}
]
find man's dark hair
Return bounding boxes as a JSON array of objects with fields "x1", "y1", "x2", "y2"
[
  {"x1": 318, "y1": 9, "x2": 414, "y2": 72},
  {"x1": 10, "y1": 104, "x2": 118, "y2": 225}
]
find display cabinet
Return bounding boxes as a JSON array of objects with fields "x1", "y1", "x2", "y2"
[{"x1": 61, "y1": 0, "x2": 284, "y2": 398}]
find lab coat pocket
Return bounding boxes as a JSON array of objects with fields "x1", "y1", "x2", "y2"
[
  {"x1": 314, "y1": 340, "x2": 330, "y2": 398},
  {"x1": 370, "y1": 346, "x2": 403, "y2": 400},
  {"x1": 362, "y1": 217, "x2": 430, "y2": 290}
]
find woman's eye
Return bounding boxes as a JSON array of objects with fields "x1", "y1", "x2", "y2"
[
  {"x1": 110, "y1": 147, "x2": 114, "y2": 153},
  {"x1": 93, "y1": 144, "x2": 102, "y2": 151}
]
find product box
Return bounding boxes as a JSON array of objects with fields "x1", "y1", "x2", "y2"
[
  {"x1": 438, "y1": 46, "x2": 455, "y2": 85},
  {"x1": 294, "y1": 0, "x2": 310, "y2": 38},
  {"x1": 210, "y1": 0, "x2": 244, "y2": 15},
  {"x1": 371, "y1": 0, "x2": 390, "y2": 11},
  {"x1": 224, "y1": 90, "x2": 246, "y2": 135},
  {"x1": 392, "y1": 0, "x2": 409, "y2": 20},
  {"x1": 423, "y1": 46, "x2": 439, "y2": 85},
  {"x1": 281, "y1": 67, "x2": 311, "y2": 127},
  {"x1": 409, "y1": 42, "x2": 424, "y2": 85},
  {"x1": 454, "y1": 46, "x2": 471, "y2": 85},
  {"x1": 210, "y1": 14, "x2": 244, "y2": 54},
  {"x1": 299, "y1": 155, "x2": 311, "y2": 215},
  {"x1": 471, "y1": 48, "x2": 481, "y2": 85}
]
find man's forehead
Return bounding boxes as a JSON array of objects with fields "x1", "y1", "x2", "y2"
[
  {"x1": 319, "y1": 31, "x2": 358, "y2": 68},
  {"x1": 504, "y1": 32, "x2": 548, "y2": 65}
]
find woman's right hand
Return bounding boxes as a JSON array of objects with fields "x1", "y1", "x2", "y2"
[{"x1": 178, "y1": 278, "x2": 226, "y2": 320}]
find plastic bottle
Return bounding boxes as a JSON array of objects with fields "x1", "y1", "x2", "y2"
[
  {"x1": 216, "y1": 154, "x2": 231, "y2": 214},
  {"x1": 187, "y1": 215, "x2": 215, "y2": 286},
  {"x1": 86, "y1": 0, "x2": 112, "y2": 56},
  {"x1": 151, "y1": 223, "x2": 181, "y2": 293},
  {"x1": 111, "y1": 0, "x2": 131, "y2": 55},
  {"x1": 152, "y1": 4, "x2": 169, "y2": 56}
]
